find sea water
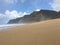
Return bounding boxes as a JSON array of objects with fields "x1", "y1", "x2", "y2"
[{"x1": 0, "y1": 24, "x2": 25, "y2": 31}]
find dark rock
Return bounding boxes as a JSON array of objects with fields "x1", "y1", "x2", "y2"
[{"x1": 8, "y1": 10, "x2": 60, "y2": 24}]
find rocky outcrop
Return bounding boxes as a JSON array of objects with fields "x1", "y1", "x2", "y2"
[{"x1": 8, "y1": 10, "x2": 60, "y2": 24}]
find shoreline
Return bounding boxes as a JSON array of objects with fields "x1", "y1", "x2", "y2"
[{"x1": 0, "y1": 24, "x2": 25, "y2": 31}]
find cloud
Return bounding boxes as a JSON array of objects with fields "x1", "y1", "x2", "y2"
[
  {"x1": 4, "y1": 0, "x2": 18, "y2": 4},
  {"x1": 50, "y1": 0, "x2": 60, "y2": 11},
  {"x1": 0, "y1": 10, "x2": 29, "y2": 24},
  {"x1": 35, "y1": 9, "x2": 40, "y2": 11},
  {"x1": 5, "y1": 10, "x2": 29, "y2": 19},
  {"x1": 5, "y1": 10, "x2": 20, "y2": 19}
]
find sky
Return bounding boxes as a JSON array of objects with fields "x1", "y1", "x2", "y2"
[{"x1": 0, "y1": 0, "x2": 60, "y2": 24}]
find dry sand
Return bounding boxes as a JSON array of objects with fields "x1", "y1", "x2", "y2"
[{"x1": 0, "y1": 19, "x2": 60, "y2": 45}]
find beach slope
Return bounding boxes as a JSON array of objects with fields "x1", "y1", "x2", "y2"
[{"x1": 0, "y1": 19, "x2": 60, "y2": 45}]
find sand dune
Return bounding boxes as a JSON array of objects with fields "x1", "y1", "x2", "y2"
[{"x1": 0, "y1": 19, "x2": 60, "y2": 45}]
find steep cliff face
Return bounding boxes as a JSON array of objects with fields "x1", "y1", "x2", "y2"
[{"x1": 8, "y1": 10, "x2": 60, "y2": 24}]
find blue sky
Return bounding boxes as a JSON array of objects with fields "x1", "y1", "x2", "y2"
[
  {"x1": 0, "y1": 0, "x2": 60, "y2": 24},
  {"x1": 0, "y1": 0, "x2": 52, "y2": 13}
]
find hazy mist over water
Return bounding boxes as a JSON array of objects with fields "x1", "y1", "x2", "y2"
[{"x1": 0, "y1": 24, "x2": 25, "y2": 31}]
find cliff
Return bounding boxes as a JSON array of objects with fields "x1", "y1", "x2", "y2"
[{"x1": 8, "y1": 10, "x2": 60, "y2": 24}]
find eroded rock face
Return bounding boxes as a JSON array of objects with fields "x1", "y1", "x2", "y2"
[{"x1": 8, "y1": 10, "x2": 60, "y2": 24}]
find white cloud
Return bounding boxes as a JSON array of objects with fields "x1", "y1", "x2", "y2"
[
  {"x1": 5, "y1": 10, "x2": 20, "y2": 19},
  {"x1": 5, "y1": 10, "x2": 29, "y2": 19},
  {"x1": 0, "y1": 14, "x2": 6, "y2": 19},
  {"x1": 35, "y1": 9, "x2": 40, "y2": 11},
  {"x1": 0, "y1": 10, "x2": 30, "y2": 24},
  {"x1": 4, "y1": 0, "x2": 17, "y2": 4},
  {"x1": 50, "y1": 0, "x2": 60, "y2": 11},
  {"x1": 0, "y1": 10, "x2": 29, "y2": 20}
]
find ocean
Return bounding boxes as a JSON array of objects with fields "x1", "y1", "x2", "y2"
[{"x1": 0, "y1": 24, "x2": 25, "y2": 31}]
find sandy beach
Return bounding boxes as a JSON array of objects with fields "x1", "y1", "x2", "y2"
[{"x1": 0, "y1": 19, "x2": 60, "y2": 45}]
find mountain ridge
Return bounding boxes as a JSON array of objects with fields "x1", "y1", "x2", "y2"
[{"x1": 8, "y1": 9, "x2": 60, "y2": 24}]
